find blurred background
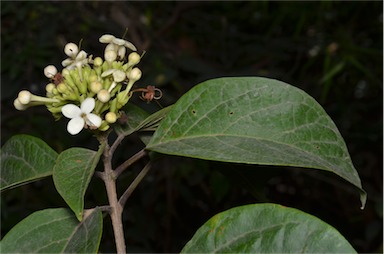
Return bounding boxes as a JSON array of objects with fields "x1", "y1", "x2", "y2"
[{"x1": 1, "y1": 1, "x2": 382, "y2": 253}]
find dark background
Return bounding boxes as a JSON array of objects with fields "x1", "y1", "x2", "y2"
[{"x1": 1, "y1": 1, "x2": 382, "y2": 253}]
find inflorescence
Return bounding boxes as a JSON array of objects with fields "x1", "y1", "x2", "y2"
[{"x1": 14, "y1": 34, "x2": 144, "y2": 135}]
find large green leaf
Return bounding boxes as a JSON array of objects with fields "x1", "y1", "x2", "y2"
[
  {"x1": 146, "y1": 77, "x2": 366, "y2": 208},
  {"x1": 0, "y1": 134, "x2": 58, "y2": 191},
  {"x1": 53, "y1": 146, "x2": 103, "y2": 221},
  {"x1": 0, "y1": 208, "x2": 102, "y2": 253},
  {"x1": 181, "y1": 203, "x2": 356, "y2": 253}
]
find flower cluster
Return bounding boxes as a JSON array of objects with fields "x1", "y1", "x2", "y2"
[{"x1": 14, "y1": 34, "x2": 143, "y2": 135}]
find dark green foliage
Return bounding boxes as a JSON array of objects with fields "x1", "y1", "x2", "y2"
[{"x1": 1, "y1": 2, "x2": 382, "y2": 253}]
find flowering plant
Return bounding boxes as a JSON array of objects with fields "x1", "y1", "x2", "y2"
[{"x1": 1, "y1": 33, "x2": 366, "y2": 253}]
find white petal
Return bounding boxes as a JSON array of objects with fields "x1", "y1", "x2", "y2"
[
  {"x1": 86, "y1": 113, "x2": 102, "y2": 128},
  {"x1": 117, "y1": 46, "x2": 126, "y2": 59},
  {"x1": 113, "y1": 38, "x2": 126, "y2": 46},
  {"x1": 99, "y1": 34, "x2": 115, "y2": 43},
  {"x1": 124, "y1": 41, "x2": 137, "y2": 51},
  {"x1": 62, "y1": 104, "x2": 81, "y2": 118},
  {"x1": 67, "y1": 117, "x2": 85, "y2": 135},
  {"x1": 61, "y1": 58, "x2": 73, "y2": 67},
  {"x1": 101, "y1": 68, "x2": 115, "y2": 78},
  {"x1": 76, "y1": 50, "x2": 87, "y2": 60},
  {"x1": 81, "y1": 98, "x2": 95, "y2": 114}
]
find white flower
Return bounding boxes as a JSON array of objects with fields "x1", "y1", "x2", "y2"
[
  {"x1": 99, "y1": 34, "x2": 137, "y2": 59},
  {"x1": 99, "y1": 34, "x2": 137, "y2": 51},
  {"x1": 61, "y1": 98, "x2": 102, "y2": 135},
  {"x1": 101, "y1": 69, "x2": 126, "y2": 92},
  {"x1": 62, "y1": 50, "x2": 89, "y2": 70}
]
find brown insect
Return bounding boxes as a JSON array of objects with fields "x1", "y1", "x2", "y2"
[{"x1": 51, "y1": 72, "x2": 65, "y2": 85}]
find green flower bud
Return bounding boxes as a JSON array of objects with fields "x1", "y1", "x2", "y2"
[{"x1": 46, "y1": 83, "x2": 56, "y2": 94}]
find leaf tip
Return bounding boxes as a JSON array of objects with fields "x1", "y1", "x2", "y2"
[{"x1": 360, "y1": 190, "x2": 367, "y2": 210}]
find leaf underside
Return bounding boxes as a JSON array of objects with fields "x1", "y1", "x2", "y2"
[
  {"x1": 0, "y1": 208, "x2": 102, "y2": 253},
  {"x1": 147, "y1": 77, "x2": 366, "y2": 208},
  {"x1": 0, "y1": 134, "x2": 58, "y2": 191},
  {"x1": 181, "y1": 203, "x2": 357, "y2": 253}
]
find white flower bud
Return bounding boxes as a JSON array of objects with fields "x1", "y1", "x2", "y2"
[
  {"x1": 105, "y1": 112, "x2": 117, "y2": 123},
  {"x1": 128, "y1": 52, "x2": 141, "y2": 65},
  {"x1": 93, "y1": 57, "x2": 103, "y2": 67},
  {"x1": 14, "y1": 98, "x2": 28, "y2": 110},
  {"x1": 105, "y1": 50, "x2": 117, "y2": 62},
  {"x1": 97, "y1": 89, "x2": 111, "y2": 103},
  {"x1": 112, "y1": 70, "x2": 126, "y2": 82},
  {"x1": 64, "y1": 43, "x2": 79, "y2": 57},
  {"x1": 90, "y1": 81, "x2": 102, "y2": 93},
  {"x1": 44, "y1": 65, "x2": 58, "y2": 78},
  {"x1": 18, "y1": 90, "x2": 32, "y2": 104},
  {"x1": 128, "y1": 68, "x2": 142, "y2": 81},
  {"x1": 105, "y1": 43, "x2": 116, "y2": 52}
]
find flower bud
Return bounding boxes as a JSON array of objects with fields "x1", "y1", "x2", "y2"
[
  {"x1": 93, "y1": 57, "x2": 103, "y2": 67},
  {"x1": 62, "y1": 68, "x2": 70, "y2": 76},
  {"x1": 14, "y1": 98, "x2": 28, "y2": 110},
  {"x1": 90, "y1": 81, "x2": 102, "y2": 93},
  {"x1": 105, "y1": 50, "x2": 117, "y2": 62},
  {"x1": 97, "y1": 89, "x2": 111, "y2": 103},
  {"x1": 128, "y1": 52, "x2": 141, "y2": 65},
  {"x1": 113, "y1": 70, "x2": 126, "y2": 82},
  {"x1": 57, "y1": 83, "x2": 68, "y2": 94},
  {"x1": 117, "y1": 46, "x2": 126, "y2": 59},
  {"x1": 18, "y1": 90, "x2": 32, "y2": 104},
  {"x1": 46, "y1": 83, "x2": 56, "y2": 94},
  {"x1": 105, "y1": 112, "x2": 117, "y2": 123},
  {"x1": 127, "y1": 68, "x2": 142, "y2": 81},
  {"x1": 44, "y1": 65, "x2": 58, "y2": 78},
  {"x1": 64, "y1": 42, "x2": 79, "y2": 57}
]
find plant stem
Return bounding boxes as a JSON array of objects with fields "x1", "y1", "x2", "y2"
[
  {"x1": 115, "y1": 148, "x2": 148, "y2": 177},
  {"x1": 101, "y1": 141, "x2": 126, "y2": 254},
  {"x1": 119, "y1": 161, "x2": 152, "y2": 208}
]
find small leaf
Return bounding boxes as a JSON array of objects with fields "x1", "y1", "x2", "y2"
[
  {"x1": 53, "y1": 145, "x2": 104, "y2": 221},
  {"x1": 146, "y1": 77, "x2": 366, "y2": 208},
  {"x1": 114, "y1": 103, "x2": 150, "y2": 136},
  {"x1": 115, "y1": 103, "x2": 173, "y2": 137},
  {"x1": 134, "y1": 105, "x2": 173, "y2": 131},
  {"x1": 0, "y1": 134, "x2": 58, "y2": 191},
  {"x1": 181, "y1": 203, "x2": 357, "y2": 253},
  {"x1": 0, "y1": 208, "x2": 103, "y2": 253}
]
